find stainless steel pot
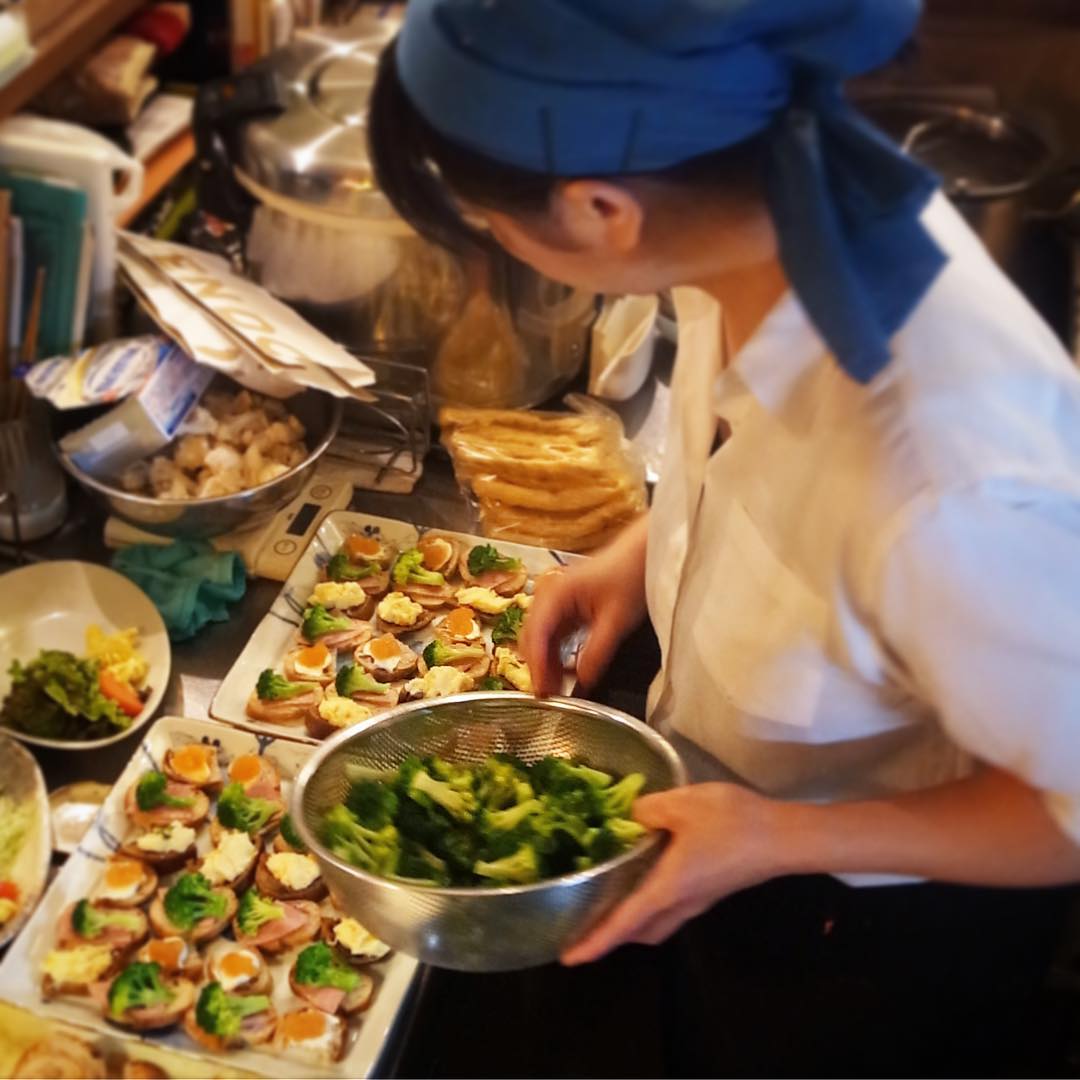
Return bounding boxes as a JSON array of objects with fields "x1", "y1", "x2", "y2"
[
  {"x1": 196, "y1": 13, "x2": 597, "y2": 410},
  {"x1": 57, "y1": 389, "x2": 343, "y2": 539}
]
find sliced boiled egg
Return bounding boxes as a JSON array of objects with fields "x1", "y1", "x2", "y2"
[
  {"x1": 278, "y1": 1009, "x2": 342, "y2": 1060},
  {"x1": 96, "y1": 859, "x2": 147, "y2": 902},
  {"x1": 436, "y1": 606, "x2": 482, "y2": 642},
  {"x1": 229, "y1": 754, "x2": 263, "y2": 786},
  {"x1": 360, "y1": 634, "x2": 411, "y2": 672},
  {"x1": 345, "y1": 534, "x2": 390, "y2": 564},
  {"x1": 170, "y1": 744, "x2": 215, "y2": 785},
  {"x1": 211, "y1": 947, "x2": 262, "y2": 992},
  {"x1": 144, "y1": 936, "x2": 188, "y2": 973},
  {"x1": 292, "y1": 641, "x2": 334, "y2": 679},
  {"x1": 418, "y1": 535, "x2": 454, "y2": 571}
]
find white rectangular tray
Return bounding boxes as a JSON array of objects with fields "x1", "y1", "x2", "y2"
[
  {"x1": 0, "y1": 715, "x2": 419, "y2": 1080},
  {"x1": 211, "y1": 510, "x2": 579, "y2": 744}
]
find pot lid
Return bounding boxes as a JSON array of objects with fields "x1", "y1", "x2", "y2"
[
  {"x1": 238, "y1": 16, "x2": 399, "y2": 218},
  {"x1": 861, "y1": 100, "x2": 1054, "y2": 201}
]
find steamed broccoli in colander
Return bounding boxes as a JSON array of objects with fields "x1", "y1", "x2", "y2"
[{"x1": 319, "y1": 753, "x2": 648, "y2": 887}]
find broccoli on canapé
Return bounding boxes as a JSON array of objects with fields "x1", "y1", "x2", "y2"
[
  {"x1": 491, "y1": 605, "x2": 525, "y2": 646},
  {"x1": 194, "y1": 982, "x2": 271, "y2": 1036},
  {"x1": 301, "y1": 604, "x2": 353, "y2": 642},
  {"x1": 255, "y1": 670, "x2": 316, "y2": 701},
  {"x1": 335, "y1": 664, "x2": 387, "y2": 698},
  {"x1": 135, "y1": 771, "x2": 193, "y2": 811},
  {"x1": 72, "y1": 900, "x2": 144, "y2": 939},
  {"x1": 467, "y1": 544, "x2": 522, "y2": 576},
  {"x1": 107, "y1": 962, "x2": 174, "y2": 1019},
  {"x1": 392, "y1": 548, "x2": 446, "y2": 587},
  {"x1": 216, "y1": 782, "x2": 280, "y2": 834},
  {"x1": 162, "y1": 873, "x2": 228, "y2": 931},
  {"x1": 326, "y1": 552, "x2": 377, "y2": 583},
  {"x1": 235, "y1": 888, "x2": 284, "y2": 937},
  {"x1": 421, "y1": 640, "x2": 487, "y2": 669},
  {"x1": 293, "y1": 942, "x2": 362, "y2": 991}
]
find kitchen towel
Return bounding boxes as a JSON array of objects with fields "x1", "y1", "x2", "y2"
[{"x1": 113, "y1": 540, "x2": 246, "y2": 641}]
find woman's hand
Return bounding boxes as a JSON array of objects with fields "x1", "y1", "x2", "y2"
[
  {"x1": 521, "y1": 514, "x2": 650, "y2": 695},
  {"x1": 562, "y1": 782, "x2": 783, "y2": 965}
]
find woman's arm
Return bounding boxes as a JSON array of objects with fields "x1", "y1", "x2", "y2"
[{"x1": 562, "y1": 766, "x2": 1080, "y2": 965}]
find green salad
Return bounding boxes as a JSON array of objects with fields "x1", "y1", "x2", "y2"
[
  {"x1": 320, "y1": 753, "x2": 648, "y2": 887},
  {"x1": 2, "y1": 649, "x2": 130, "y2": 741}
]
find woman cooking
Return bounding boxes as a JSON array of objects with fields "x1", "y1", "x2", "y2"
[{"x1": 369, "y1": 0, "x2": 1080, "y2": 1072}]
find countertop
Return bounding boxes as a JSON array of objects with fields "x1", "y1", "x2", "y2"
[{"x1": 0, "y1": 459, "x2": 672, "y2": 1079}]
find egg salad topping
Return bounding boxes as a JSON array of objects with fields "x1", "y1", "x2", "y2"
[
  {"x1": 454, "y1": 587, "x2": 514, "y2": 615},
  {"x1": 317, "y1": 691, "x2": 374, "y2": 730},
  {"x1": 201, "y1": 829, "x2": 257, "y2": 885},
  {"x1": 333, "y1": 918, "x2": 390, "y2": 960},
  {"x1": 494, "y1": 647, "x2": 533, "y2": 693},
  {"x1": 41, "y1": 944, "x2": 115, "y2": 984},
  {"x1": 307, "y1": 581, "x2": 369, "y2": 611},
  {"x1": 267, "y1": 851, "x2": 321, "y2": 891},
  {"x1": 408, "y1": 667, "x2": 474, "y2": 699},
  {"x1": 135, "y1": 822, "x2": 196, "y2": 854},
  {"x1": 377, "y1": 592, "x2": 424, "y2": 626}
]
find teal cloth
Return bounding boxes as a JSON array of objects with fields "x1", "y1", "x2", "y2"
[{"x1": 112, "y1": 541, "x2": 247, "y2": 642}]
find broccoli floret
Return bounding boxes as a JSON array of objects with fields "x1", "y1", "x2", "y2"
[
  {"x1": 235, "y1": 888, "x2": 284, "y2": 937},
  {"x1": 475, "y1": 756, "x2": 532, "y2": 809},
  {"x1": 107, "y1": 962, "x2": 173, "y2": 1019},
  {"x1": 194, "y1": 982, "x2": 271, "y2": 1037},
  {"x1": 135, "y1": 771, "x2": 193, "y2": 812},
  {"x1": 587, "y1": 818, "x2": 648, "y2": 863},
  {"x1": 491, "y1": 605, "x2": 525, "y2": 646},
  {"x1": 255, "y1": 669, "x2": 316, "y2": 701},
  {"x1": 293, "y1": 941, "x2": 361, "y2": 991},
  {"x1": 395, "y1": 840, "x2": 450, "y2": 885},
  {"x1": 421, "y1": 640, "x2": 486, "y2": 669},
  {"x1": 326, "y1": 552, "x2": 377, "y2": 583},
  {"x1": 473, "y1": 843, "x2": 539, "y2": 884},
  {"x1": 408, "y1": 767, "x2": 478, "y2": 822},
  {"x1": 163, "y1": 872, "x2": 227, "y2": 931},
  {"x1": 278, "y1": 813, "x2": 307, "y2": 852},
  {"x1": 345, "y1": 779, "x2": 399, "y2": 830},
  {"x1": 392, "y1": 548, "x2": 446, "y2": 587},
  {"x1": 606, "y1": 816, "x2": 647, "y2": 846},
  {"x1": 467, "y1": 544, "x2": 522, "y2": 576},
  {"x1": 71, "y1": 900, "x2": 144, "y2": 939},
  {"x1": 478, "y1": 676, "x2": 508, "y2": 691},
  {"x1": 301, "y1": 604, "x2": 352, "y2": 641},
  {"x1": 217, "y1": 782, "x2": 280, "y2": 835},
  {"x1": 600, "y1": 773, "x2": 646, "y2": 819},
  {"x1": 531, "y1": 757, "x2": 613, "y2": 795},
  {"x1": 483, "y1": 799, "x2": 544, "y2": 833},
  {"x1": 320, "y1": 805, "x2": 400, "y2": 876},
  {"x1": 335, "y1": 663, "x2": 386, "y2": 698}
]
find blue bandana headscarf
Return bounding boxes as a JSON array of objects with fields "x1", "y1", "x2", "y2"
[{"x1": 396, "y1": 0, "x2": 946, "y2": 383}]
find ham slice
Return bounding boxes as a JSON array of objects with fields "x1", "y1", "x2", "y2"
[
  {"x1": 57, "y1": 903, "x2": 147, "y2": 950},
  {"x1": 124, "y1": 780, "x2": 207, "y2": 830},
  {"x1": 297, "y1": 984, "x2": 346, "y2": 1015},
  {"x1": 404, "y1": 581, "x2": 458, "y2": 609},
  {"x1": 238, "y1": 900, "x2": 317, "y2": 949},
  {"x1": 245, "y1": 687, "x2": 322, "y2": 726},
  {"x1": 246, "y1": 775, "x2": 281, "y2": 801},
  {"x1": 316, "y1": 623, "x2": 373, "y2": 653},
  {"x1": 88, "y1": 979, "x2": 111, "y2": 1012}
]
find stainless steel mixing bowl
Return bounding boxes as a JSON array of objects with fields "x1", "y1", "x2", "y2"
[
  {"x1": 292, "y1": 693, "x2": 687, "y2": 972},
  {"x1": 57, "y1": 389, "x2": 343, "y2": 539}
]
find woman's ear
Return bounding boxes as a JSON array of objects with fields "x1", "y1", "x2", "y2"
[{"x1": 551, "y1": 180, "x2": 645, "y2": 255}]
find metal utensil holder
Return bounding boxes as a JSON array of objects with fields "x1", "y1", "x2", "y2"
[{"x1": 329, "y1": 353, "x2": 432, "y2": 488}]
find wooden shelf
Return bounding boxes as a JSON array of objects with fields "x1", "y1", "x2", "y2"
[
  {"x1": 116, "y1": 128, "x2": 194, "y2": 229},
  {"x1": 0, "y1": 0, "x2": 146, "y2": 120}
]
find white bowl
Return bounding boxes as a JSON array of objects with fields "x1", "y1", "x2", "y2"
[{"x1": 0, "y1": 561, "x2": 170, "y2": 749}]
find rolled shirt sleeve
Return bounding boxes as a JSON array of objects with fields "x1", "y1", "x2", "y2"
[{"x1": 879, "y1": 483, "x2": 1080, "y2": 844}]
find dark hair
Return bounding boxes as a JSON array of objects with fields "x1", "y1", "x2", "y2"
[{"x1": 368, "y1": 40, "x2": 765, "y2": 251}]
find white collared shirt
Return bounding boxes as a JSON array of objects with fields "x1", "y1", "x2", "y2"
[{"x1": 646, "y1": 193, "x2": 1080, "y2": 846}]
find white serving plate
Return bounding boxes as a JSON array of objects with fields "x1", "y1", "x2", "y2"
[
  {"x1": 0, "y1": 561, "x2": 170, "y2": 750},
  {"x1": 0, "y1": 735, "x2": 52, "y2": 950},
  {"x1": 211, "y1": 510, "x2": 579, "y2": 745},
  {"x1": 0, "y1": 715, "x2": 419, "y2": 1080}
]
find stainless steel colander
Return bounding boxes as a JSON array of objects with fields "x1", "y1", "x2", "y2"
[{"x1": 291, "y1": 693, "x2": 687, "y2": 972}]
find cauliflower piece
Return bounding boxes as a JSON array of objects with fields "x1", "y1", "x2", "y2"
[
  {"x1": 177, "y1": 405, "x2": 218, "y2": 436},
  {"x1": 243, "y1": 443, "x2": 264, "y2": 488},
  {"x1": 196, "y1": 469, "x2": 245, "y2": 498},
  {"x1": 149, "y1": 456, "x2": 181, "y2": 496},
  {"x1": 119, "y1": 461, "x2": 149, "y2": 493},
  {"x1": 203, "y1": 444, "x2": 243, "y2": 476},
  {"x1": 229, "y1": 390, "x2": 254, "y2": 415},
  {"x1": 174, "y1": 434, "x2": 209, "y2": 472},
  {"x1": 253, "y1": 421, "x2": 296, "y2": 454},
  {"x1": 257, "y1": 462, "x2": 289, "y2": 485}
]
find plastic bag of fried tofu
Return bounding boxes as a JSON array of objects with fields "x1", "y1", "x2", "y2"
[{"x1": 440, "y1": 398, "x2": 647, "y2": 553}]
